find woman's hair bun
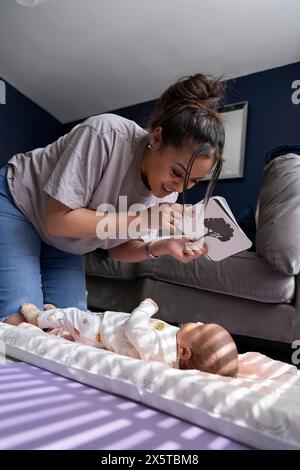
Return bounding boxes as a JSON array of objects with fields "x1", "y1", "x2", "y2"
[
  {"x1": 180, "y1": 73, "x2": 225, "y2": 108},
  {"x1": 164, "y1": 73, "x2": 225, "y2": 111}
]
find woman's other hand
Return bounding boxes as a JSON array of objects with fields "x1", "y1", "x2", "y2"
[{"x1": 152, "y1": 238, "x2": 208, "y2": 263}]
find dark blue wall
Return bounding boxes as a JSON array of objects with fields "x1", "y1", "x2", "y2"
[
  {"x1": 0, "y1": 79, "x2": 62, "y2": 168},
  {"x1": 214, "y1": 60, "x2": 300, "y2": 215},
  {"x1": 64, "y1": 61, "x2": 300, "y2": 216}
]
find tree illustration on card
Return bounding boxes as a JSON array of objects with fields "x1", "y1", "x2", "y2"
[{"x1": 202, "y1": 218, "x2": 234, "y2": 242}]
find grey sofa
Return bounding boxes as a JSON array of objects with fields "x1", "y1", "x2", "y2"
[{"x1": 86, "y1": 154, "x2": 300, "y2": 349}]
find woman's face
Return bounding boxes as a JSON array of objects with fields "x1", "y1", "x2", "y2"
[{"x1": 140, "y1": 127, "x2": 216, "y2": 198}]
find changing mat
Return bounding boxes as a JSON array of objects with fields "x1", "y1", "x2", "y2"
[{"x1": 0, "y1": 322, "x2": 300, "y2": 450}]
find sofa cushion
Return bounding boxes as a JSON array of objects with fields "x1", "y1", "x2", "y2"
[
  {"x1": 87, "y1": 250, "x2": 295, "y2": 304},
  {"x1": 256, "y1": 153, "x2": 300, "y2": 275},
  {"x1": 135, "y1": 252, "x2": 295, "y2": 304},
  {"x1": 86, "y1": 249, "x2": 135, "y2": 280}
]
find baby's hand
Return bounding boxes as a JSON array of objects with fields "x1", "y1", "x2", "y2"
[{"x1": 144, "y1": 298, "x2": 159, "y2": 313}]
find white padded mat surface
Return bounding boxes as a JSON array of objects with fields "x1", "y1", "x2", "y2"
[{"x1": 0, "y1": 322, "x2": 299, "y2": 450}]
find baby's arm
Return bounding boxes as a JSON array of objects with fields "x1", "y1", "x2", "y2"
[
  {"x1": 20, "y1": 303, "x2": 67, "y2": 328},
  {"x1": 37, "y1": 307, "x2": 87, "y2": 333},
  {"x1": 124, "y1": 298, "x2": 158, "y2": 360},
  {"x1": 37, "y1": 307, "x2": 68, "y2": 329}
]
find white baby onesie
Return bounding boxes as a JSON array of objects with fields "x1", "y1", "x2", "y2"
[{"x1": 37, "y1": 299, "x2": 178, "y2": 364}]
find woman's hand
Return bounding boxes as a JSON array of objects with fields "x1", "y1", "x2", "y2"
[
  {"x1": 152, "y1": 238, "x2": 208, "y2": 263},
  {"x1": 139, "y1": 203, "x2": 191, "y2": 235}
]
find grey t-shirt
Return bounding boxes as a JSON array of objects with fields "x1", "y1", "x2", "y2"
[{"x1": 7, "y1": 113, "x2": 177, "y2": 254}]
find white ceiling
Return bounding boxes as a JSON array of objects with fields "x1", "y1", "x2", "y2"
[{"x1": 1, "y1": 0, "x2": 300, "y2": 123}]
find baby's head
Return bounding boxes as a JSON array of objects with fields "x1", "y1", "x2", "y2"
[{"x1": 177, "y1": 322, "x2": 238, "y2": 377}]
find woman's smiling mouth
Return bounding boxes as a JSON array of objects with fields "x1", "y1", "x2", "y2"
[{"x1": 162, "y1": 184, "x2": 174, "y2": 194}]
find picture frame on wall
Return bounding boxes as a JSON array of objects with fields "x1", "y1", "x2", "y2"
[{"x1": 205, "y1": 101, "x2": 248, "y2": 180}]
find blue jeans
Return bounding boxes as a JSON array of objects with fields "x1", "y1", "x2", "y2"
[{"x1": 0, "y1": 165, "x2": 87, "y2": 320}]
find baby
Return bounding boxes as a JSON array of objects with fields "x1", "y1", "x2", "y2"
[{"x1": 20, "y1": 298, "x2": 238, "y2": 377}]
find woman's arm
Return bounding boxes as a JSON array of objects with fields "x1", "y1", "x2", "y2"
[
  {"x1": 109, "y1": 239, "x2": 162, "y2": 262},
  {"x1": 43, "y1": 197, "x2": 139, "y2": 239},
  {"x1": 109, "y1": 238, "x2": 208, "y2": 263},
  {"x1": 43, "y1": 197, "x2": 185, "y2": 240}
]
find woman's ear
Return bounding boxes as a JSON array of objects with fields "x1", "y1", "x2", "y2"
[{"x1": 149, "y1": 127, "x2": 162, "y2": 151}]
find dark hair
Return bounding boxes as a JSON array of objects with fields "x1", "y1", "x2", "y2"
[{"x1": 147, "y1": 73, "x2": 226, "y2": 206}]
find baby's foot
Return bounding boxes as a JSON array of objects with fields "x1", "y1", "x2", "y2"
[
  {"x1": 43, "y1": 303, "x2": 56, "y2": 310},
  {"x1": 20, "y1": 303, "x2": 41, "y2": 326}
]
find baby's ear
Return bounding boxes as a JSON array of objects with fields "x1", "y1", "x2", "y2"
[{"x1": 178, "y1": 346, "x2": 192, "y2": 361}]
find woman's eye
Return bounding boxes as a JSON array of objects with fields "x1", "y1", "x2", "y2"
[{"x1": 173, "y1": 169, "x2": 183, "y2": 178}]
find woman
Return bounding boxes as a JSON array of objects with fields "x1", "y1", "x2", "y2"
[{"x1": 0, "y1": 73, "x2": 225, "y2": 325}]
